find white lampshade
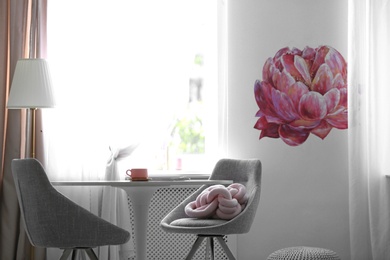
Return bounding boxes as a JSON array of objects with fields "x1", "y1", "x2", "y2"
[{"x1": 7, "y1": 59, "x2": 55, "y2": 109}]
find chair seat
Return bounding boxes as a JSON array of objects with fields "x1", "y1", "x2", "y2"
[
  {"x1": 267, "y1": 247, "x2": 340, "y2": 260},
  {"x1": 171, "y1": 218, "x2": 227, "y2": 228}
]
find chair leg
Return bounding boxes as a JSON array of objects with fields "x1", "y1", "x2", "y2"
[
  {"x1": 60, "y1": 249, "x2": 73, "y2": 260},
  {"x1": 71, "y1": 249, "x2": 77, "y2": 260},
  {"x1": 185, "y1": 236, "x2": 206, "y2": 260},
  {"x1": 209, "y1": 237, "x2": 215, "y2": 260},
  {"x1": 215, "y1": 236, "x2": 236, "y2": 260},
  {"x1": 205, "y1": 238, "x2": 210, "y2": 259},
  {"x1": 84, "y1": 248, "x2": 98, "y2": 260},
  {"x1": 200, "y1": 236, "x2": 215, "y2": 260},
  {"x1": 204, "y1": 236, "x2": 214, "y2": 260},
  {"x1": 186, "y1": 235, "x2": 235, "y2": 260},
  {"x1": 79, "y1": 250, "x2": 87, "y2": 260}
]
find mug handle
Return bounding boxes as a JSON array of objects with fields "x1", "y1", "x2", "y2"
[{"x1": 126, "y1": 169, "x2": 132, "y2": 177}]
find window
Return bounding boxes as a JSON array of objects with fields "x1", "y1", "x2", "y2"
[{"x1": 46, "y1": 0, "x2": 219, "y2": 175}]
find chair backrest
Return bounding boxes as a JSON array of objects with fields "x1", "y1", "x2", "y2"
[
  {"x1": 11, "y1": 158, "x2": 130, "y2": 248},
  {"x1": 210, "y1": 158, "x2": 261, "y2": 195},
  {"x1": 12, "y1": 158, "x2": 54, "y2": 246},
  {"x1": 209, "y1": 158, "x2": 262, "y2": 234}
]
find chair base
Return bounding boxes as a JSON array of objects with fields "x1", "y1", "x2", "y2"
[
  {"x1": 185, "y1": 235, "x2": 236, "y2": 260},
  {"x1": 60, "y1": 248, "x2": 98, "y2": 260}
]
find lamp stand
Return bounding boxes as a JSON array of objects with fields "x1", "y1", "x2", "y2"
[
  {"x1": 25, "y1": 108, "x2": 37, "y2": 159},
  {"x1": 31, "y1": 108, "x2": 36, "y2": 158}
]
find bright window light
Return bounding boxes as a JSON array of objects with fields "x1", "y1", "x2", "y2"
[{"x1": 46, "y1": 0, "x2": 218, "y2": 174}]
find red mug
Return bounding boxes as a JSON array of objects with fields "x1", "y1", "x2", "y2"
[{"x1": 126, "y1": 168, "x2": 148, "y2": 180}]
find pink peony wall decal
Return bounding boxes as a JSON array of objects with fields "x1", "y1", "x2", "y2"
[{"x1": 254, "y1": 45, "x2": 348, "y2": 146}]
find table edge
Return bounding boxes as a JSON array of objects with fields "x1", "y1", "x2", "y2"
[{"x1": 51, "y1": 180, "x2": 233, "y2": 187}]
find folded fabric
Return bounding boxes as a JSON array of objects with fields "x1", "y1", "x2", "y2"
[{"x1": 185, "y1": 183, "x2": 248, "y2": 220}]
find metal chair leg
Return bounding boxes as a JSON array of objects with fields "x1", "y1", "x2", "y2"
[
  {"x1": 185, "y1": 236, "x2": 206, "y2": 260},
  {"x1": 215, "y1": 236, "x2": 236, "y2": 260},
  {"x1": 205, "y1": 238, "x2": 210, "y2": 259},
  {"x1": 84, "y1": 248, "x2": 98, "y2": 260},
  {"x1": 209, "y1": 237, "x2": 215, "y2": 260},
  {"x1": 71, "y1": 249, "x2": 77, "y2": 260},
  {"x1": 60, "y1": 249, "x2": 73, "y2": 260},
  {"x1": 205, "y1": 237, "x2": 214, "y2": 260},
  {"x1": 186, "y1": 235, "x2": 234, "y2": 260},
  {"x1": 60, "y1": 248, "x2": 97, "y2": 260},
  {"x1": 80, "y1": 250, "x2": 87, "y2": 260},
  {"x1": 202, "y1": 236, "x2": 215, "y2": 260}
]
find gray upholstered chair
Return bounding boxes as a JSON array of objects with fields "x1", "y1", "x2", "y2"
[
  {"x1": 11, "y1": 158, "x2": 130, "y2": 260},
  {"x1": 160, "y1": 158, "x2": 262, "y2": 260}
]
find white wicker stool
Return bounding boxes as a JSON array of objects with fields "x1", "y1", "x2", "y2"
[{"x1": 267, "y1": 247, "x2": 340, "y2": 260}]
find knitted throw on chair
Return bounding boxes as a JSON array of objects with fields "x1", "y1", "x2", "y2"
[{"x1": 185, "y1": 183, "x2": 248, "y2": 220}]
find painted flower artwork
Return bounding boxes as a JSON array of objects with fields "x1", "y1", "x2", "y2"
[{"x1": 254, "y1": 45, "x2": 347, "y2": 146}]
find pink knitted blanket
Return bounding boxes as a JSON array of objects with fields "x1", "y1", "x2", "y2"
[{"x1": 185, "y1": 183, "x2": 248, "y2": 220}]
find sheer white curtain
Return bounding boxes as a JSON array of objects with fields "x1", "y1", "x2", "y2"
[
  {"x1": 348, "y1": 0, "x2": 390, "y2": 259},
  {"x1": 97, "y1": 145, "x2": 138, "y2": 259},
  {"x1": 44, "y1": 0, "x2": 214, "y2": 259}
]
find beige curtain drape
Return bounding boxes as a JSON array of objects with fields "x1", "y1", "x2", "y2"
[{"x1": 0, "y1": 0, "x2": 47, "y2": 259}]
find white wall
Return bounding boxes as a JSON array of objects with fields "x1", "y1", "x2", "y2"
[{"x1": 225, "y1": 0, "x2": 350, "y2": 259}]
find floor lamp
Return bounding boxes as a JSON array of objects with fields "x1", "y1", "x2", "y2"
[{"x1": 7, "y1": 59, "x2": 55, "y2": 158}]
